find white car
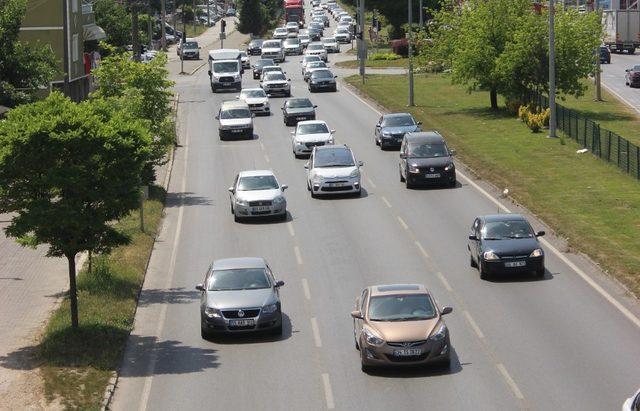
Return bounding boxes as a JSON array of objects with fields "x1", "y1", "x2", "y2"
[
  {"x1": 299, "y1": 34, "x2": 311, "y2": 48},
  {"x1": 305, "y1": 42, "x2": 328, "y2": 62},
  {"x1": 229, "y1": 170, "x2": 288, "y2": 221},
  {"x1": 305, "y1": 145, "x2": 363, "y2": 197},
  {"x1": 300, "y1": 55, "x2": 322, "y2": 74},
  {"x1": 286, "y1": 22, "x2": 299, "y2": 33},
  {"x1": 216, "y1": 101, "x2": 254, "y2": 140},
  {"x1": 334, "y1": 27, "x2": 352, "y2": 43},
  {"x1": 261, "y1": 39, "x2": 285, "y2": 63},
  {"x1": 283, "y1": 37, "x2": 303, "y2": 55},
  {"x1": 260, "y1": 72, "x2": 291, "y2": 97},
  {"x1": 303, "y1": 61, "x2": 328, "y2": 81},
  {"x1": 321, "y1": 37, "x2": 340, "y2": 53},
  {"x1": 273, "y1": 27, "x2": 289, "y2": 39},
  {"x1": 292, "y1": 120, "x2": 335, "y2": 158},
  {"x1": 260, "y1": 65, "x2": 285, "y2": 81},
  {"x1": 239, "y1": 51, "x2": 250, "y2": 69},
  {"x1": 623, "y1": 387, "x2": 640, "y2": 411},
  {"x1": 238, "y1": 88, "x2": 270, "y2": 116}
]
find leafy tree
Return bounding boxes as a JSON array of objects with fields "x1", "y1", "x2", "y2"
[
  {"x1": 0, "y1": 0, "x2": 58, "y2": 107},
  {"x1": 92, "y1": 52, "x2": 174, "y2": 184},
  {"x1": 94, "y1": 0, "x2": 132, "y2": 47},
  {"x1": 342, "y1": 0, "x2": 439, "y2": 38},
  {"x1": 0, "y1": 92, "x2": 152, "y2": 328},
  {"x1": 238, "y1": 0, "x2": 267, "y2": 35}
]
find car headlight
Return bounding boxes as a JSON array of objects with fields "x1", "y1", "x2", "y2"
[
  {"x1": 236, "y1": 198, "x2": 249, "y2": 206},
  {"x1": 408, "y1": 164, "x2": 420, "y2": 174},
  {"x1": 363, "y1": 328, "x2": 384, "y2": 346},
  {"x1": 273, "y1": 196, "x2": 285, "y2": 204},
  {"x1": 483, "y1": 250, "x2": 500, "y2": 261},
  {"x1": 382, "y1": 131, "x2": 391, "y2": 137},
  {"x1": 234, "y1": 74, "x2": 241, "y2": 81},
  {"x1": 327, "y1": 137, "x2": 334, "y2": 144},
  {"x1": 428, "y1": 322, "x2": 447, "y2": 342},
  {"x1": 349, "y1": 169, "x2": 360, "y2": 178},
  {"x1": 313, "y1": 174, "x2": 324, "y2": 182},
  {"x1": 444, "y1": 162, "x2": 455, "y2": 171},
  {"x1": 530, "y1": 248, "x2": 543, "y2": 257},
  {"x1": 205, "y1": 307, "x2": 221, "y2": 318},
  {"x1": 262, "y1": 303, "x2": 278, "y2": 313}
]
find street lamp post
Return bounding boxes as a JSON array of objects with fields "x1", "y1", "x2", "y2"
[
  {"x1": 419, "y1": 0, "x2": 423, "y2": 27},
  {"x1": 359, "y1": 0, "x2": 366, "y2": 83},
  {"x1": 161, "y1": 0, "x2": 167, "y2": 51},
  {"x1": 408, "y1": 0, "x2": 414, "y2": 106},
  {"x1": 180, "y1": 9, "x2": 186, "y2": 74},
  {"x1": 548, "y1": 0, "x2": 557, "y2": 138}
]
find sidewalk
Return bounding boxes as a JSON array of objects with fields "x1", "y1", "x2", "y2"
[{"x1": 167, "y1": 18, "x2": 240, "y2": 63}]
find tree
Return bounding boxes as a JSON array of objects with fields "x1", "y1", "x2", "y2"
[
  {"x1": 237, "y1": 0, "x2": 267, "y2": 35},
  {"x1": 343, "y1": 0, "x2": 439, "y2": 39},
  {"x1": 0, "y1": 0, "x2": 58, "y2": 107},
  {"x1": 94, "y1": 0, "x2": 132, "y2": 47},
  {"x1": 0, "y1": 92, "x2": 152, "y2": 328}
]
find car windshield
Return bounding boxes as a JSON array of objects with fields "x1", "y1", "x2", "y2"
[
  {"x1": 208, "y1": 268, "x2": 270, "y2": 291},
  {"x1": 183, "y1": 41, "x2": 198, "y2": 48},
  {"x1": 263, "y1": 41, "x2": 281, "y2": 48},
  {"x1": 311, "y1": 70, "x2": 333, "y2": 79},
  {"x1": 308, "y1": 62, "x2": 327, "y2": 68},
  {"x1": 266, "y1": 73, "x2": 286, "y2": 81},
  {"x1": 407, "y1": 142, "x2": 448, "y2": 158},
  {"x1": 368, "y1": 294, "x2": 436, "y2": 321},
  {"x1": 250, "y1": 40, "x2": 263, "y2": 47},
  {"x1": 632, "y1": 65, "x2": 640, "y2": 71},
  {"x1": 240, "y1": 51, "x2": 247, "y2": 58},
  {"x1": 309, "y1": 44, "x2": 324, "y2": 50},
  {"x1": 241, "y1": 89, "x2": 267, "y2": 98},
  {"x1": 275, "y1": 28, "x2": 287, "y2": 33},
  {"x1": 305, "y1": 56, "x2": 321, "y2": 63},
  {"x1": 220, "y1": 108, "x2": 251, "y2": 119},
  {"x1": 314, "y1": 148, "x2": 354, "y2": 167},
  {"x1": 337, "y1": 28, "x2": 349, "y2": 33},
  {"x1": 298, "y1": 123, "x2": 329, "y2": 134},
  {"x1": 383, "y1": 115, "x2": 415, "y2": 127},
  {"x1": 255, "y1": 59, "x2": 274, "y2": 68},
  {"x1": 287, "y1": 98, "x2": 313, "y2": 108},
  {"x1": 285, "y1": 38, "x2": 300, "y2": 45},
  {"x1": 213, "y1": 61, "x2": 238, "y2": 72},
  {"x1": 238, "y1": 175, "x2": 279, "y2": 191},
  {"x1": 299, "y1": 35, "x2": 309, "y2": 40},
  {"x1": 481, "y1": 220, "x2": 534, "y2": 240}
]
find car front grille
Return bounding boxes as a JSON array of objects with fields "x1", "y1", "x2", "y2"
[
  {"x1": 222, "y1": 309, "x2": 261, "y2": 318},
  {"x1": 321, "y1": 185, "x2": 352, "y2": 192},
  {"x1": 248, "y1": 103, "x2": 264, "y2": 108},
  {"x1": 269, "y1": 83, "x2": 287, "y2": 88},
  {"x1": 385, "y1": 353, "x2": 430, "y2": 362},
  {"x1": 305, "y1": 142, "x2": 325, "y2": 148},
  {"x1": 249, "y1": 200, "x2": 272, "y2": 206},
  {"x1": 498, "y1": 254, "x2": 529, "y2": 260},
  {"x1": 219, "y1": 76, "x2": 234, "y2": 83},
  {"x1": 387, "y1": 340, "x2": 427, "y2": 348},
  {"x1": 417, "y1": 166, "x2": 444, "y2": 173}
]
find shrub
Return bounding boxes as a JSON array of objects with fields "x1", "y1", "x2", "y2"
[
  {"x1": 370, "y1": 52, "x2": 402, "y2": 61},
  {"x1": 518, "y1": 105, "x2": 529, "y2": 122},
  {"x1": 505, "y1": 99, "x2": 522, "y2": 115},
  {"x1": 525, "y1": 111, "x2": 543, "y2": 133},
  {"x1": 540, "y1": 107, "x2": 550, "y2": 127}
]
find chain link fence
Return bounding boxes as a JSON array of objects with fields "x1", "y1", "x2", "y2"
[{"x1": 526, "y1": 92, "x2": 640, "y2": 180}]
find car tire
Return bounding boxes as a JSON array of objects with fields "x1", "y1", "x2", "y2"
[
  {"x1": 536, "y1": 268, "x2": 545, "y2": 278},
  {"x1": 437, "y1": 354, "x2": 451, "y2": 370},
  {"x1": 285, "y1": 91, "x2": 291, "y2": 97},
  {"x1": 470, "y1": 254, "x2": 477, "y2": 268},
  {"x1": 272, "y1": 321, "x2": 283, "y2": 336},
  {"x1": 405, "y1": 178, "x2": 413, "y2": 189},
  {"x1": 201, "y1": 326, "x2": 212, "y2": 340},
  {"x1": 449, "y1": 179, "x2": 457, "y2": 188},
  {"x1": 353, "y1": 189, "x2": 362, "y2": 198},
  {"x1": 479, "y1": 262, "x2": 489, "y2": 280},
  {"x1": 285, "y1": 118, "x2": 290, "y2": 126},
  {"x1": 219, "y1": 132, "x2": 226, "y2": 141},
  {"x1": 234, "y1": 214, "x2": 240, "y2": 223},
  {"x1": 332, "y1": 86, "x2": 337, "y2": 92},
  {"x1": 360, "y1": 351, "x2": 371, "y2": 373},
  {"x1": 310, "y1": 190, "x2": 317, "y2": 199},
  {"x1": 399, "y1": 169, "x2": 405, "y2": 182},
  {"x1": 230, "y1": 202, "x2": 234, "y2": 215},
  {"x1": 375, "y1": 137, "x2": 380, "y2": 146}
]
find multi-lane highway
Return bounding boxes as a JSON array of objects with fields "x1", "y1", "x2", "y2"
[
  {"x1": 601, "y1": 51, "x2": 640, "y2": 115},
  {"x1": 110, "y1": 7, "x2": 640, "y2": 411}
]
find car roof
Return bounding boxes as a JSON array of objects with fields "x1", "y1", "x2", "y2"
[
  {"x1": 404, "y1": 131, "x2": 444, "y2": 143},
  {"x1": 384, "y1": 112, "x2": 413, "y2": 119},
  {"x1": 481, "y1": 214, "x2": 527, "y2": 223},
  {"x1": 314, "y1": 144, "x2": 350, "y2": 152},
  {"x1": 212, "y1": 257, "x2": 267, "y2": 271},
  {"x1": 221, "y1": 100, "x2": 250, "y2": 109},
  {"x1": 240, "y1": 88, "x2": 266, "y2": 93},
  {"x1": 263, "y1": 65, "x2": 282, "y2": 69},
  {"x1": 369, "y1": 284, "x2": 428, "y2": 297},
  {"x1": 297, "y1": 120, "x2": 327, "y2": 126},
  {"x1": 238, "y1": 169, "x2": 275, "y2": 177}
]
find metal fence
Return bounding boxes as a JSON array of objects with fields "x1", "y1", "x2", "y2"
[{"x1": 527, "y1": 92, "x2": 640, "y2": 180}]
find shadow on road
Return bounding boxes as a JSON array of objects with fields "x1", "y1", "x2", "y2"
[
  {"x1": 165, "y1": 192, "x2": 213, "y2": 208},
  {"x1": 137, "y1": 287, "x2": 200, "y2": 307},
  {"x1": 363, "y1": 346, "x2": 464, "y2": 378},
  {"x1": 205, "y1": 312, "x2": 294, "y2": 345}
]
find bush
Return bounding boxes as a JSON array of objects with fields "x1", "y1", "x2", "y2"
[
  {"x1": 525, "y1": 111, "x2": 544, "y2": 133},
  {"x1": 518, "y1": 105, "x2": 529, "y2": 122},
  {"x1": 540, "y1": 107, "x2": 550, "y2": 127},
  {"x1": 370, "y1": 52, "x2": 402, "y2": 61},
  {"x1": 505, "y1": 99, "x2": 522, "y2": 115}
]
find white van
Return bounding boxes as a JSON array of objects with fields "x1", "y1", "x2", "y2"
[{"x1": 208, "y1": 49, "x2": 243, "y2": 92}]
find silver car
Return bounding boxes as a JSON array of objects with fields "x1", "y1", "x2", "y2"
[
  {"x1": 303, "y1": 61, "x2": 328, "y2": 82},
  {"x1": 305, "y1": 145, "x2": 363, "y2": 197},
  {"x1": 260, "y1": 72, "x2": 291, "y2": 97},
  {"x1": 321, "y1": 37, "x2": 340, "y2": 53},
  {"x1": 197, "y1": 257, "x2": 285, "y2": 338},
  {"x1": 291, "y1": 120, "x2": 335, "y2": 158},
  {"x1": 216, "y1": 101, "x2": 254, "y2": 140},
  {"x1": 229, "y1": 170, "x2": 288, "y2": 221},
  {"x1": 305, "y1": 42, "x2": 328, "y2": 62},
  {"x1": 237, "y1": 88, "x2": 270, "y2": 116}
]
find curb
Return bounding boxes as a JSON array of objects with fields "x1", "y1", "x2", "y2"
[{"x1": 100, "y1": 93, "x2": 179, "y2": 411}]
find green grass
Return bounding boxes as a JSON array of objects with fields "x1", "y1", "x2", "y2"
[
  {"x1": 37, "y1": 185, "x2": 166, "y2": 410},
  {"x1": 346, "y1": 73, "x2": 640, "y2": 297},
  {"x1": 335, "y1": 58, "x2": 408, "y2": 68}
]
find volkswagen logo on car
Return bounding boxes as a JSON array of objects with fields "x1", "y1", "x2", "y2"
[{"x1": 238, "y1": 310, "x2": 245, "y2": 318}]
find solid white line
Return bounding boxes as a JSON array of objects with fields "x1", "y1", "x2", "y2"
[
  {"x1": 311, "y1": 317, "x2": 322, "y2": 347},
  {"x1": 259, "y1": 141, "x2": 266, "y2": 150},
  {"x1": 496, "y1": 363, "x2": 525, "y2": 400},
  {"x1": 436, "y1": 272, "x2": 453, "y2": 292},
  {"x1": 264, "y1": 153, "x2": 270, "y2": 163},
  {"x1": 463, "y1": 310, "x2": 485, "y2": 340},
  {"x1": 294, "y1": 245, "x2": 303, "y2": 265},
  {"x1": 302, "y1": 278, "x2": 311, "y2": 300},
  {"x1": 365, "y1": 176, "x2": 377, "y2": 189},
  {"x1": 397, "y1": 216, "x2": 408, "y2": 230},
  {"x1": 345, "y1": 76, "x2": 640, "y2": 331},
  {"x1": 381, "y1": 196, "x2": 392, "y2": 208},
  {"x1": 287, "y1": 222, "x2": 295, "y2": 237},
  {"x1": 601, "y1": 82, "x2": 640, "y2": 116},
  {"x1": 414, "y1": 240, "x2": 430, "y2": 259},
  {"x1": 321, "y1": 373, "x2": 335, "y2": 410}
]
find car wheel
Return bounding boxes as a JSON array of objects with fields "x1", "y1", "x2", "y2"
[
  {"x1": 405, "y1": 178, "x2": 413, "y2": 189},
  {"x1": 285, "y1": 91, "x2": 291, "y2": 97},
  {"x1": 479, "y1": 262, "x2": 489, "y2": 280},
  {"x1": 399, "y1": 169, "x2": 405, "y2": 182},
  {"x1": 437, "y1": 353, "x2": 451, "y2": 370},
  {"x1": 310, "y1": 190, "x2": 317, "y2": 198},
  {"x1": 332, "y1": 86, "x2": 337, "y2": 92},
  {"x1": 285, "y1": 118, "x2": 290, "y2": 126},
  {"x1": 470, "y1": 253, "x2": 477, "y2": 268},
  {"x1": 219, "y1": 132, "x2": 226, "y2": 141},
  {"x1": 272, "y1": 321, "x2": 283, "y2": 336},
  {"x1": 234, "y1": 214, "x2": 240, "y2": 223},
  {"x1": 230, "y1": 201, "x2": 234, "y2": 215},
  {"x1": 449, "y1": 179, "x2": 457, "y2": 188},
  {"x1": 353, "y1": 189, "x2": 362, "y2": 198},
  {"x1": 201, "y1": 326, "x2": 211, "y2": 340},
  {"x1": 360, "y1": 350, "x2": 371, "y2": 373},
  {"x1": 375, "y1": 137, "x2": 380, "y2": 146},
  {"x1": 536, "y1": 268, "x2": 545, "y2": 278}
]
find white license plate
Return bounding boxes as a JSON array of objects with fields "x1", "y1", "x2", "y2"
[
  {"x1": 229, "y1": 319, "x2": 254, "y2": 327},
  {"x1": 393, "y1": 348, "x2": 422, "y2": 356},
  {"x1": 252, "y1": 206, "x2": 270, "y2": 211},
  {"x1": 328, "y1": 182, "x2": 345, "y2": 187},
  {"x1": 231, "y1": 129, "x2": 244, "y2": 133},
  {"x1": 425, "y1": 173, "x2": 441, "y2": 178},
  {"x1": 505, "y1": 261, "x2": 526, "y2": 267},
  {"x1": 296, "y1": 117, "x2": 306, "y2": 120}
]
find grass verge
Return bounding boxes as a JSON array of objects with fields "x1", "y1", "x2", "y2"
[
  {"x1": 346, "y1": 73, "x2": 640, "y2": 297},
  {"x1": 335, "y1": 58, "x2": 408, "y2": 68},
  {"x1": 37, "y1": 185, "x2": 166, "y2": 410}
]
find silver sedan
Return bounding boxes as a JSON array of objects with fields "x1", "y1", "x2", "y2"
[{"x1": 229, "y1": 170, "x2": 288, "y2": 221}]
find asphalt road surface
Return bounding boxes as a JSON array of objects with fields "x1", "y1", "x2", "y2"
[
  {"x1": 110, "y1": 11, "x2": 640, "y2": 411},
  {"x1": 601, "y1": 50, "x2": 640, "y2": 114}
]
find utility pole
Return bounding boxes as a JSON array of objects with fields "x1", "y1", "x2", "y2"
[
  {"x1": 180, "y1": 7, "x2": 186, "y2": 74},
  {"x1": 148, "y1": 2, "x2": 153, "y2": 50},
  {"x1": 419, "y1": 0, "x2": 423, "y2": 27},
  {"x1": 548, "y1": 0, "x2": 557, "y2": 138},
  {"x1": 207, "y1": 0, "x2": 210, "y2": 27},
  {"x1": 359, "y1": 0, "x2": 365, "y2": 83},
  {"x1": 62, "y1": 0, "x2": 70, "y2": 96},
  {"x1": 132, "y1": 6, "x2": 141, "y2": 61},
  {"x1": 161, "y1": 0, "x2": 167, "y2": 51},
  {"x1": 408, "y1": 0, "x2": 414, "y2": 106},
  {"x1": 594, "y1": 5, "x2": 602, "y2": 101},
  {"x1": 192, "y1": 0, "x2": 196, "y2": 35}
]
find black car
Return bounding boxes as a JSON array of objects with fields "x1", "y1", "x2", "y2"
[
  {"x1": 308, "y1": 69, "x2": 337, "y2": 92},
  {"x1": 625, "y1": 64, "x2": 640, "y2": 87},
  {"x1": 374, "y1": 113, "x2": 421, "y2": 149},
  {"x1": 468, "y1": 214, "x2": 546, "y2": 280},
  {"x1": 247, "y1": 39, "x2": 264, "y2": 55},
  {"x1": 308, "y1": 28, "x2": 322, "y2": 41},
  {"x1": 282, "y1": 98, "x2": 317, "y2": 126},
  {"x1": 252, "y1": 58, "x2": 276, "y2": 80},
  {"x1": 399, "y1": 131, "x2": 456, "y2": 188},
  {"x1": 599, "y1": 46, "x2": 611, "y2": 64}
]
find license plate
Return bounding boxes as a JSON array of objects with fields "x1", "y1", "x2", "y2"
[
  {"x1": 393, "y1": 349, "x2": 422, "y2": 356},
  {"x1": 252, "y1": 206, "x2": 270, "y2": 211},
  {"x1": 505, "y1": 261, "x2": 526, "y2": 267},
  {"x1": 328, "y1": 182, "x2": 345, "y2": 187},
  {"x1": 425, "y1": 173, "x2": 441, "y2": 178},
  {"x1": 229, "y1": 319, "x2": 254, "y2": 327},
  {"x1": 231, "y1": 129, "x2": 243, "y2": 133},
  {"x1": 296, "y1": 116, "x2": 306, "y2": 120}
]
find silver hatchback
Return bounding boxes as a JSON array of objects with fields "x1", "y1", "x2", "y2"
[{"x1": 229, "y1": 170, "x2": 288, "y2": 221}]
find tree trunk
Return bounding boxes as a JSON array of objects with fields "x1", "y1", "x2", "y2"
[
  {"x1": 132, "y1": 8, "x2": 140, "y2": 62},
  {"x1": 490, "y1": 88, "x2": 498, "y2": 110},
  {"x1": 67, "y1": 254, "x2": 79, "y2": 329}
]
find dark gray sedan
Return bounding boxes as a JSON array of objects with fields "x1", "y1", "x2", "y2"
[
  {"x1": 375, "y1": 113, "x2": 421, "y2": 149},
  {"x1": 196, "y1": 257, "x2": 285, "y2": 338},
  {"x1": 308, "y1": 69, "x2": 337, "y2": 92},
  {"x1": 282, "y1": 97, "x2": 317, "y2": 126}
]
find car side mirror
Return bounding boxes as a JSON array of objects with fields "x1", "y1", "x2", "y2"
[
  {"x1": 290, "y1": 131, "x2": 295, "y2": 135},
  {"x1": 281, "y1": 184, "x2": 288, "y2": 191},
  {"x1": 358, "y1": 161, "x2": 364, "y2": 167},
  {"x1": 304, "y1": 163, "x2": 309, "y2": 169},
  {"x1": 235, "y1": 95, "x2": 240, "y2": 99},
  {"x1": 228, "y1": 187, "x2": 235, "y2": 193},
  {"x1": 215, "y1": 115, "x2": 220, "y2": 120},
  {"x1": 625, "y1": 69, "x2": 630, "y2": 72},
  {"x1": 287, "y1": 78, "x2": 292, "y2": 81},
  {"x1": 417, "y1": 121, "x2": 422, "y2": 125},
  {"x1": 275, "y1": 280, "x2": 285, "y2": 287},
  {"x1": 208, "y1": 70, "x2": 212, "y2": 76},
  {"x1": 314, "y1": 105, "x2": 318, "y2": 108},
  {"x1": 330, "y1": 129, "x2": 336, "y2": 133},
  {"x1": 350, "y1": 310, "x2": 363, "y2": 319},
  {"x1": 440, "y1": 306, "x2": 453, "y2": 315},
  {"x1": 199, "y1": 46, "x2": 202, "y2": 49},
  {"x1": 468, "y1": 234, "x2": 478, "y2": 241},
  {"x1": 536, "y1": 231, "x2": 545, "y2": 237},
  {"x1": 334, "y1": 75, "x2": 338, "y2": 78},
  {"x1": 195, "y1": 283, "x2": 204, "y2": 291}
]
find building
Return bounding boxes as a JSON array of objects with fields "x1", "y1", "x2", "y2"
[{"x1": 18, "y1": 1, "x2": 106, "y2": 101}]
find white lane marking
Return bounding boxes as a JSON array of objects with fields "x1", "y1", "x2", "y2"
[
  {"x1": 601, "y1": 82, "x2": 640, "y2": 116},
  {"x1": 321, "y1": 373, "x2": 336, "y2": 410},
  {"x1": 138, "y1": 113, "x2": 190, "y2": 411},
  {"x1": 287, "y1": 221, "x2": 295, "y2": 237},
  {"x1": 397, "y1": 216, "x2": 409, "y2": 230},
  {"x1": 436, "y1": 272, "x2": 453, "y2": 292},
  {"x1": 264, "y1": 153, "x2": 271, "y2": 163},
  {"x1": 496, "y1": 363, "x2": 525, "y2": 400},
  {"x1": 294, "y1": 245, "x2": 303, "y2": 265},
  {"x1": 259, "y1": 141, "x2": 266, "y2": 150},
  {"x1": 302, "y1": 278, "x2": 311, "y2": 300},
  {"x1": 414, "y1": 240, "x2": 430, "y2": 258},
  {"x1": 345, "y1": 74, "x2": 640, "y2": 330},
  {"x1": 381, "y1": 196, "x2": 392, "y2": 208},
  {"x1": 311, "y1": 317, "x2": 322, "y2": 347},
  {"x1": 463, "y1": 310, "x2": 485, "y2": 340},
  {"x1": 365, "y1": 176, "x2": 377, "y2": 189}
]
